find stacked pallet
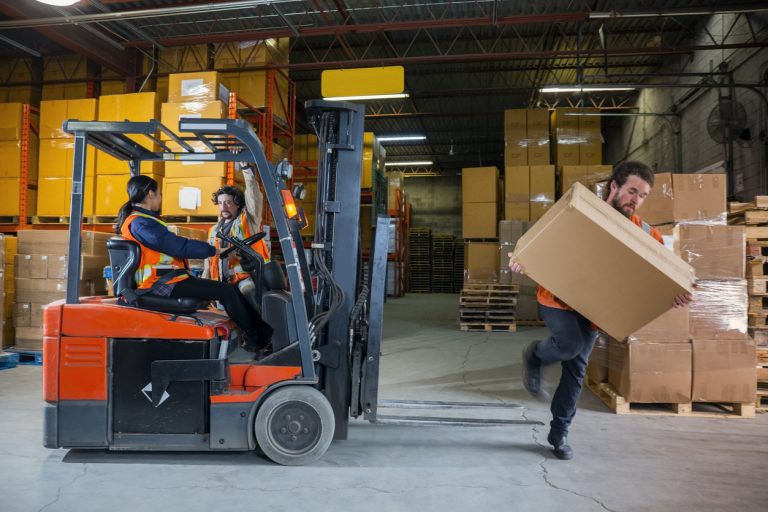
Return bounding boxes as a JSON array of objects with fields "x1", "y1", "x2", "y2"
[
  {"x1": 408, "y1": 228, "x2": 431, "y2": 293},
  {"x1": 452, "y1": 241, "x2": 464, "y2": 293},
  {"x1": 757, "y1": 347, "x2": 768, "y2": 412},
  {"x1": 458, "y1": 283, "x2": 518, "y2": 332},
  {"x1": 431, "y1": 236, "x2": 454, "y2": 293}
]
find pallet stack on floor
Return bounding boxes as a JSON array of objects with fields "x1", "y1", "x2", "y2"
[
  {"x1": 408, "y1": 228, "x2": 431, "y2": 293},
  {"x1": 728, "y1": 196, "x2": 768, "y2": 412},
  {"x1": 452, "y1": 240, "x2": 464, "y2": 293},
  {"x1": 431, "y1": 235, "x2": 454, "y2": 293},
  {"x1": 458, "y1": 283, "x2": 518, "y2": 332},
  {"x1": 585, "y1": 172, "x2": 756, "y2": 418}
]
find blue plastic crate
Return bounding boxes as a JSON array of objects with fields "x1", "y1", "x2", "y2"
[
  {"x1": 5, "y1": 349, "x2": 42, "y2": 365},
  {"x1": 0, "y1": 351, "x2": 20, "y2": 370}
]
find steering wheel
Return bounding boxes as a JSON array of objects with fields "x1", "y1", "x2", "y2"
[{"x1": 218, "y1": 231, "x2": 267, "y2": 258}]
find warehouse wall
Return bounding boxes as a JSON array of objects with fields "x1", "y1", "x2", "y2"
[
  {"x1": 403, "y1": 174, "x2": 462, "y2": 237},
  {"x1": 617, "y1": 13, "x2": 768, "y2": 200}
]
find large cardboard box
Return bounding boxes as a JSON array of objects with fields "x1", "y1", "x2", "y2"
[
  {"x1": 37, "y1": 176, "x2": 95, "y2": 217},
  {"x1": 0, "y1": 135, "x2": 39, "y2": 180},
  {"x1": 512, "y1": 182, "x2": 694, "y2": 340},
  {"x1": 95, "y1": 173, "x2": 163, "y2": 216},
  {"x1": 462, "y1": 166, "x2": 499, "y2": 203},
  {"x1": 162, "y1": 176, "x2": 224, "y2": 216},
  {"x1": 526, "y1": 109, "x2": 550, "y2": 165},
  {"x1": 168, "y1": 71, "x2": 229, "y2": 103},
  {"x1": 530, "y1": 165, "x2": 555, "y2": 202},
  {"x1": 692, "y1": 339, "x2": 756, "y2": 403},
  {"x1": 0, "y1": 177, "x2": 37, "y2": 216},
  {"x1": 578, "y1": 108, "x2": 602, "y2": 165},
  {"x1": 0, "y1": 102, "x2": 24, "y2": 141},
  {"x1": 160, "y1": 100, "x2": 227, "y2": 139},
  {"x1": 16, "y1": 277, "x2": 102, "y2": 303},
  {"x1": 462, "y1": 202, "x2": 498, "y2": 239},
  {"x1": 18, "y1": 230, "x2": 111, "y2": 256},
  {"x1": 39, "y1": 139, "x2": 96, "y2": 178},
  {"x1": 504, "y1": 166, "x2": 529, "y2": 202},
  {"x1": 690, "y1": 279, "x2": 748, "y2": 340},
  {"x1": 530, "y1": 202, "x2": 553, "y2": 222},
  {"x1": 465, "y1": 242, "x2": 499, "y2": 283},
  {"x1": 637, "y1": 173, "x2": 727, "y2": 225},
  {"x1": 39, "y1": 98, "x2": 98, "y2": 139},
  {"x1": 608, "y1": 341, "x2": 692, "y2": 403},
  {"x1": 627, "y1": 306, "x2": 690, "y2": 343},
  {"x1": 674, "y1": 224, "x2": 745, "y2": 280},
  {"x1": 505, "y1": 201, "x2": 529, "y2": 222}
]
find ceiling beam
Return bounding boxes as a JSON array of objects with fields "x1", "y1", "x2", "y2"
[{"x1": 0, "y1": 2, "x2": 135, "y2": 76}]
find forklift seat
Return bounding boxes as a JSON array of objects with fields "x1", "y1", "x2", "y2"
[
  {"x1": 107, "y1": 237, "x2": 208, "y2": 314},
  {"x1": 263, "y1": 261, "x2": 287, "y2": 291}
]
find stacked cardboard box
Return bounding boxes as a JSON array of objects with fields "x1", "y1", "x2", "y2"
[
  {"x1": 37, "y1": 99, "x2": 98, "y2": 216},
  {"x1": 498, "y1": 220, "x2": 539, "y2": 322},
  {"x1": 13, "y1": 230, "x2": 111, "y2": 351},
  {"x1": 551, "y1": 107, "x2": 602, "y2": 166},
  {"x1": 95, "y1": 92, "x2": 164, "y2": 216},
  {"x1": 0, "y1": 102, "x2": 39, "y2": 217},
  {"x1": 1, "y1": 235, "x2": 15, "y2": 347},
  {"x1": 158, "y1": 72, "x2": 230, "y2": 217},
  {"x1": 557, "y1": 165, "x2": 613, "y2": 197},
  {"x1": 462, "y1": 166, "x2": 500, "y2": 283},
  {"x1": 215, "y1": 38, "x2": 291, "y2": 123},
  {"x1": 504, "y1": 165, "x2": 556, "y2": 222},
  {"x1": 587, "y1": 176, "x2": 755, "y2": 407},
  {"x1": 503, "y1": 109, "x2": 550, "y2": 168}
]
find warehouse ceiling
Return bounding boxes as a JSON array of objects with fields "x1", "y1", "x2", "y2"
[{"x1": 1, "y1": 0, "x2": 767, "y2": 173}]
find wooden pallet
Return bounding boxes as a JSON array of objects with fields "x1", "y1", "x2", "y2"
[
  {"x1": 585, "y1": 377, "x2": 755, "y2": 418},
  {"x1": 748, "y1": 278, "x2": 768, "y2": 295},
  {"x1": 749, "y1": 328, "x2": 768, "y2": 346},
  {"x1": 748, "y1": 313, "x2": 768, "y2": 328},
  {"x1": 0, "y1": 216, "x2": 21, "y2": 224},
  {"x1": 756, "y1": 385, "x2": 768, "y2": 413},
  {"x1": 459, "y1": 322, "x2": 516, "y2": 332}
]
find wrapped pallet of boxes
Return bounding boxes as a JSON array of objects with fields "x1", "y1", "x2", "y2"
[
  {"x1": 512, "y1": 182, "x2": 694, "y2": 341},
  {"x1": 13, "y1": 230, "x2": 111, "y2": 350},
  {"x1": 0, "y1": 102, "x2": 39, "y2": 216},
  {"x1": 462, "y1": 166, "x2": 499, "y2": 239},
  {"x1": 498, "y1": 220, "x2": 540, "y2": 323},
  {"x1": 637, "y1": 173, "x2": 727, "y2": 227}
]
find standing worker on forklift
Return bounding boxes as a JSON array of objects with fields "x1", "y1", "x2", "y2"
[
  {"x1": 116, "y1": 175, "x2": 272, "y2": 351},
  {"x1": 508, "y1": 161, "x2": 693, "y2": 461},
  {"x1": 204, "y1": 163, "x2": 271, "y2": 315}
]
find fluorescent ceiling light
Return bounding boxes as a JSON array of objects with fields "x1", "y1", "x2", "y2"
[
  {"x1": 324, "y1": 93, "x2": 410, "y2": 101},
  {"x1": 384, "y1": 160, "x2": 433, "y2": 167},
  {"x1": 36, "y1": 0, "x2": 80, "y2": 5},
  {"x1": 540, "y1": 86, "x2": 636, "y2": 93},
  {"x1": 377, "y1": 135, "x2": 427, "y2": 142}
]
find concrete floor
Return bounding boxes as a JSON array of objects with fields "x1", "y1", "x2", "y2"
[{"x1": 1, "y1": 293, "x2": 766, "y2": 512}]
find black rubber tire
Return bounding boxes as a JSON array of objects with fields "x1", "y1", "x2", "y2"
[{"x1": 254, "y1": 386, "x2": 335, "y2": 466}]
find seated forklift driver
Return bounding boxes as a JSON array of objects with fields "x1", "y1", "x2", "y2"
[
  {"x1": 115, "y1": 175, "x2": 273, "y2": 351},
  {"x1": 203, "y1": 163, "x2": 270, "y2": 311}
]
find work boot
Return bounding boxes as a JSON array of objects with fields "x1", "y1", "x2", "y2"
[
  {"x1": 522, "y1": 341, "x2": 550, "y2": 402},
  {"x1": 547, "y1": 431, "x2": 574, "y2": 460}
]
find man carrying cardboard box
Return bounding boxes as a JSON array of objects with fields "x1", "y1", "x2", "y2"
[{"x1": 509, "y1": 161, "x2": 692, "y2": 460}]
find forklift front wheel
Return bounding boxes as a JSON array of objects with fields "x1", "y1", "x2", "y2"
[{"x1": 254, "y1": 386, "x2": 335, "y2": 466}]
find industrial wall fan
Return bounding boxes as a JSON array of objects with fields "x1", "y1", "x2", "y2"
[{"x1": 707, "y1": 97, "x2": 748, "y2": 144}]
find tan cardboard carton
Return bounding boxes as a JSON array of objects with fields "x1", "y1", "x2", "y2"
[
  {"x1": 17, "y1": 230, "x2": 111, "y2": 256},
  {"x1": 690, "y1": 279, "x2": 748, "y2": 340},
  {"x1": 465, "y1": 242, "x2": 499, "y2": 283},
  {"x1": 462, "y1": 166, "x2": 499, "y2": 203},
  {"x1": 504, "y1": 166, "x2": 529, "y2": 202},
  {"x1": 512, "y1": 182, "x2": 694, "y2": 340},
  {"x1": 462, "y1": 202, "x2": 498, "y2": 239},
  {"x1": 637, "y1": 173, "x2": 727, "y2": 225},
  {"x1": 692, "y1": 339, "x2": 756, "y2": 403},
  {"x1": 628, "y1": 306, "x2": 690, "y2": 343},
  {"x1": 504, "y1": 201, "x2": 529, "y2": 222},
  {"x1": 608, "y1": 340, "x2": 692, "y2": 403},
  {"x1": 586, "y1": 334, "x2": 610, "y2": 384},
  {"x1": 674, "y1": 224, "x2": 744, "y2": 280}
]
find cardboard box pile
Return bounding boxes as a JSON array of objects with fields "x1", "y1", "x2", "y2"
[
  {"x1": 637, "y1": 173, "x2": 727, "y2": 227},
  {"x1": 0, "y1": 102, "x2": 39, "y2": 216},
  {"x1": 551, "y1": 107, "x2": 602, "y2": 167},
  {"x1": 462, "y1": 166, "x2": 500, "y2": 282},
  {"x1": 503, "y1": 109, "x2": 550, "y2": 167},
  {"x1": 0, "y1": 234, "x2": 17, "y2": 347},
  {"x1": 95, "y1": 92, "x2": 165, "y2": 216},
  {"x1": 37, "y1": 99, "x2": 98, "y2": 217},
  {"x1": 498, "y1": 220, "x2": 540, "y2": 321},
  {"x1": 13, "y1": 230, "x2": 111, "y2": 350},
  {"x1": 504, "y1": 165, "x2": 556, "y2": 222},
  {"x1": 586, "y1": 177, "x2": 755, "y2": 406},
  {"x1": 557, "y1": 165, "x2": 613, "y2": 197}
]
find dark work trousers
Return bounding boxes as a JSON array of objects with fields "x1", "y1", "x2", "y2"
[
  {"x1": 171, "y1": 276, "x2": 273, "y2": 347},
  {"x1": 534, "y1": 304, "x2": 598, "y2": 437}
]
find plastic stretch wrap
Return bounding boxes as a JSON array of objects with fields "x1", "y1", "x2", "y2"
[
  {"x1": 160, "y1": 100, "x2": 227, "y2": 139},
  {"x1": 690, "y1": 279, "x2": 748, "y2": 340},
  {"x1": 638, "y1": 173, "x2": 727, "y2": 226},
  {"x1": 674, "y1": 224, "x2": 745, "y2": 280}
]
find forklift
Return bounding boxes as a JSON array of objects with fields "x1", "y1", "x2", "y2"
[{"x1": 43, "y1": 100, "x2": 538, "y2": 465}]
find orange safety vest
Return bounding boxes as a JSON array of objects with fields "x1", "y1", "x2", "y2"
[
  {"x1": 208, "y1": 210, "x2": 270, "y2": 284},
  {"x1": 121, "y1": 212, "x2": 189, "y2": 289},
  {"x1": 537, "y1": 214, "x2": 663, "y2": 310}
]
